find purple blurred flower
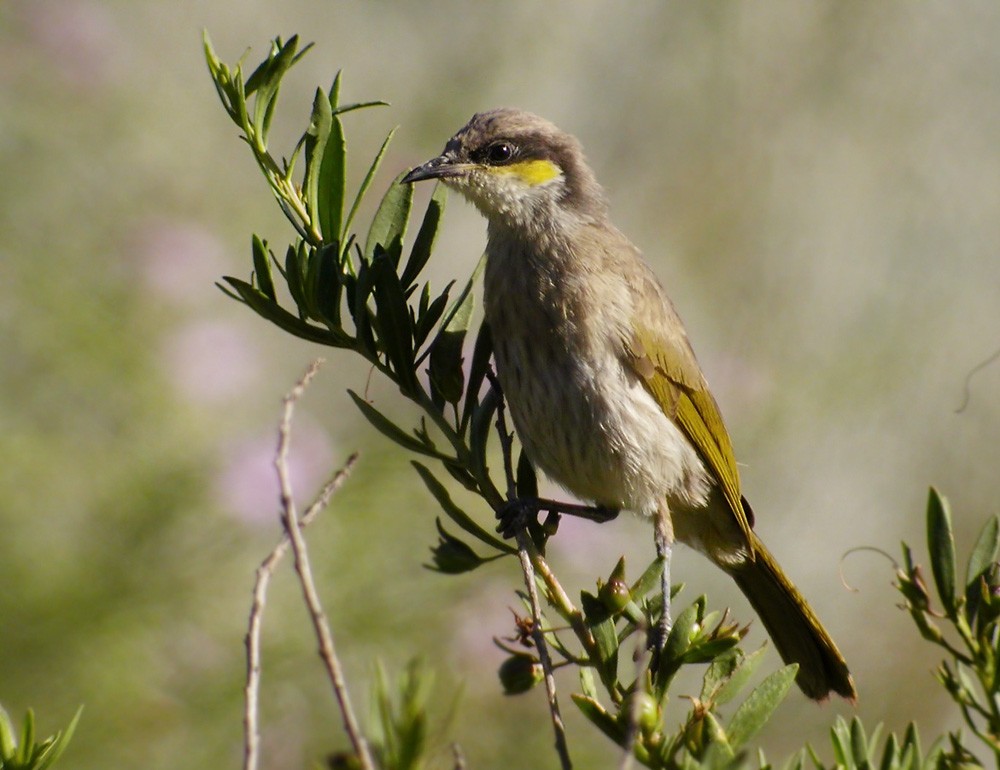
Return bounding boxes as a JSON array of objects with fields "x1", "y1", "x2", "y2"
[
  {"x1": 215, "y1": 424, "x2": 336, "y2": 528},
  {"x1": 136, "y1": 219, "x2": 229, "y2": 306},
  {"x1": 161, "y1": 320, "x2": 260, "y2": 405}
]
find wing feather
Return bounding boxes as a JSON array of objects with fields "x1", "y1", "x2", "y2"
[{"x1": 625, "y1": 320, "x2": 754, "y2": 553}]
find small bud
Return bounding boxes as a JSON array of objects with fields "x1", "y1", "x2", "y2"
[
  {"x1": 429, "y1": 521, "x2": 483, "y2": 574},
  {"x1": 598, "y1": 557, "x2": 632, "y2": 612},
  {"x1": 498, "y1": 654, "x2": 543, "y2": 694},
  {"x1": 620, "y1": 691, "x2": 660, "y2": 738}
]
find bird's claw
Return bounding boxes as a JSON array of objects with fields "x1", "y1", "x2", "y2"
[{"x1": 496, "y1": 498, "x2": 541, "y2": 539}]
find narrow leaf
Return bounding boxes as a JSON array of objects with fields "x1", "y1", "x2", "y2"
[
  {"x1": 926, "y1": 487, "x2": 957, "y2": 616},
  {"x1": 412, "y1": 462, "x2": 515, "y2": 554},
  {"x1": 348, "y1": 391, "x2": 445, "y2": 459},
  {"x1": 334, "y1": 100, "x2": 391, "y2": 116},
  {"x1": 714, "y1": 646, "x2": 769, "y2": 706},
  {"x1": 313, "y1": 242, "x2": 344, "y2": 328},
  {"x1": 726, "y1": 664, "x2": 798, "y2": 749},
  {"x1": 223, "y1": 277, "x2": 352, "y2": 347},
  {"x1": 317, "y1": 112, "x2": 346, "y2": 241},
  {"x1": 365, "y1": 171, "x2": 413, "y2": 265},
  {"x1": 400, "y1": 182, "x2": 447, "y2": 290},
  {"x1": 570, "y1": 695, "x2": 625, "y2": 744},
  {"x1": 515, "y1": 451, "x2": 538, "y2": 499},
  {"x1": 461, "y1": 322, "x2": 494, "y2": 431},
  {"x1": 849, "y1": 716, "x2": 869, "y2": 766},
  {"x1": 303, "y1": 87, "x2": 333, "y2": 239},
  {"x1": 344, "y1": 128, "x2": 396, "y2": 241},
  {"x1": 370, "y1": 252, "x2": 416, "y2": 389},
  {"x1": 251, "y1": 234, "x2": 276, "y2": 300},
  {"x1": 581, "y1": 591, "x2": 619, "y2": 666},
  {"x1": 428, "y1": 278, "x2": 475, "y2": 403},
  {"x1": 413, "y1": 283, "x2": 452, "y2": 351},
  {"x1": 285, "y1": 244, "x2": 309, "y2": 317},
  {"x1": 966, "y1": 515, "x2": 1000, "y2": 588},
  {"x1": 328, "y1": 69, "x2": 342, "y2": 109},
  {"x1": 33, "y1": 706, "x2": 83, "y2": 770},
  {"x1": 879, "y1": 732, "x2": 901, "y2": 770},
  {"x1": 251, "y1": 36, "x2": 299, "y2": 138}
]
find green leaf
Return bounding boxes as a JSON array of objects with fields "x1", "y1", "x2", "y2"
[
  {"x1": 725, "y1": 664, "x2": 797, "y2": 750},
  {"x1": 317, "y1": 113, "x2": 346, "y2": 242},
  {"x1": 515, "y1": 451, "x2": 538, "y2": 499},
  {"x1": 222, "y1": 277, "x2": 352, "y2": 347},
  {"x1": 348, "y1": 391, "x2": 445, "y2": 459},
  {"x1": 699, "y1": 712, "x2": 734, "y2": 761},
  {"x1": 411, "y1": 462, "x2": 515, "y2": 554},
  {"x1": 701, "y1": 648, "x2": 741, "y2": 701},
  {"x1": 0, "y1": 705, "x2": 14, "y2": 759},
  {"x1": 312, "y1": 243, "x2": 344, "y2": 328},
  {"x1": 579, "y1": 667, "x2": 599, "y2": 701},
  {"x1": 343, "y1": 128, "x2": 396, "y2": 242},
  {"x1": 413, "y1": 283, "x2": 453, "y2": 351},
  {"x1": 469, "y1": 387, "x2": 501, "y2": 501},
  {"x1": 581, "y1": 591, "x2": 619, "y2": 667},
  {"x1": 328, "y1": 69, "x2": 342, "y2": 109},
  {"x1": 250, "y1": 36, "x2": 301, "y2": 141},
  {"x1": 711, "y1": 646, "x2": 768, "y2": 706},
  {"x1": 926, "y1": 487, "x2": 957, "y2": 616},
  {"x1": 250, "y1": 234, "x2": 276, "y2": 300},
  {"x1": 303, "y1": 87, "x2": 333, "y2": 241},
  {"x1": 370, "y1": 252, "x2": 416, "y2": 389},
  {"x1": 849, "y1": 716, "x2": 869, "y2": 766},
  {"x1": 879, "y1": 732, "x2": 901, "y2": 770},
  {"x1": 655, "y1": 600, "x2": 699, "y2": 691},
  {"x1": 428, "y1": 276, "x2": 475, "y2": 403},
  {"x1": 334, "y1": 100, "x2": 391, "y2": 117},
  {"x1": 461, "y1": 322, "x2": 494, "y2": 431},
  {"x1": 32, "y1": 706, "x2": 83, "y2": 770},
  {"x1": 966, "y1": 515, "x2": 1000, "y2": 588},
  {"x1": 400, "y1": 182, "x2": 447, "y2": 290},
  {"x1": 631, "y1": 556, "x2": 666, "y2": 601},
  {"x1": 349, "y1": 257, "x2": 378, "y2": 356},
  {"x1": 365, "y1": 171, "x2": 413, "y2": 265},
  {"x1": 570, "y1": 695, "x2": 625, "y2": 745},
  {"x1": 18, "y1": 709, "x2": 34, "y2": 763},
  {"x1": 284, "y1": 243, "x2": 309, "y2": 317}
]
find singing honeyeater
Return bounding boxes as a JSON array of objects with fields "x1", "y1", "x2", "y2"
[{"x1": 402, "y1": 108, "x2": 855, "y2": 701}]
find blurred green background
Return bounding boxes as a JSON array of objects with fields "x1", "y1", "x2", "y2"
[{"x1": 2, "y1": 1, "x2": 999, "y2": 768}]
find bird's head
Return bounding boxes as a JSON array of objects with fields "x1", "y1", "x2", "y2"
[{"x1": 403, "y1": 108, "x2": 607, "y2": 233}]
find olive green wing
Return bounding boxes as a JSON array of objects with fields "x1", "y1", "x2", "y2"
[{"x1": 624, "y1": 321, "x2": 754, "y2": 553}]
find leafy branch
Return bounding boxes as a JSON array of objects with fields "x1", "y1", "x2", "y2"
[{"x1": 205, "y1": 33, "x2": 1000, "y2": 770}]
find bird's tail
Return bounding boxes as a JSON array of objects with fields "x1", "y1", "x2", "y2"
[{"x1": 726, "y1": 533, "x2": 856, "y2": 702}]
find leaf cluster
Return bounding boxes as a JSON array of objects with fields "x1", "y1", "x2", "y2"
[
  {"x1": 894, "y1": 488, "x2": 1000, "y2": 766},
  {"x1": 205, "y1": 35, "x2": 1000, "y2": 770},
  {"x1": 0, "y1": 706, "x2": 81, "y2": 770}
]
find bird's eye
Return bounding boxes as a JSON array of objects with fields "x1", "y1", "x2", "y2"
[{"x1": 484, "y1": 141, "x2": 515, "y2": 164}]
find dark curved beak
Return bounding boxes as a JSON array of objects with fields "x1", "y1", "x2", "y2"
[{"x1": 402, "y1": 154, "x2": 468, "y2": 184}]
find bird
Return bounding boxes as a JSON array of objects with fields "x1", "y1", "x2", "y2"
[{"x1": 402, "y1": 108, "x2": 855, "y2": 701}]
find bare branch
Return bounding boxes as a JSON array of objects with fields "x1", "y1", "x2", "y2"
[
  {"x1": 489, "y1": 369, "x2": 573, "y2": 770},
  {"x1": 251, "y1": 359, "x2": 375, "y2": 770},
  {"x1": 244, "y1": 448, "x2": 359, "y2": 770}
]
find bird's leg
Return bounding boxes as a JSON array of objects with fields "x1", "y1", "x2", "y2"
[
  {"x1": 652, "y1": 506, "x2": 674, "y2": 653},
  {"x1": 496, "y1": 497, "x2": 619, "y2": 539}
]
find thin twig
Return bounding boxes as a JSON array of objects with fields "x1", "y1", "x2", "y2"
[
  {"x1": 274, "y1": 360, "x2": 376, "y2": 770},
  {"x1": 618, "y1": 617, "x2": 652, "y2": 770},
  {"x1": 451, "y1": 743, "x2": 468, "y2": 770},
  {"x1": 489, "y1": 370, "x2": 573, "y2": 770},
  {"x1": 244, "y1": 450, "x2": 359, "y2": 770}
]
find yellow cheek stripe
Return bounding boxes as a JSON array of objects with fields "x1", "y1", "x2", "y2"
[{"x1": 489, "y1": 159, "x2": 563, "y2": 186}]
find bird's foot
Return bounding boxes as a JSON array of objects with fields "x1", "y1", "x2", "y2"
[{"x1": 496, "y1": 497, "x2": 620, "y2": 539}]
